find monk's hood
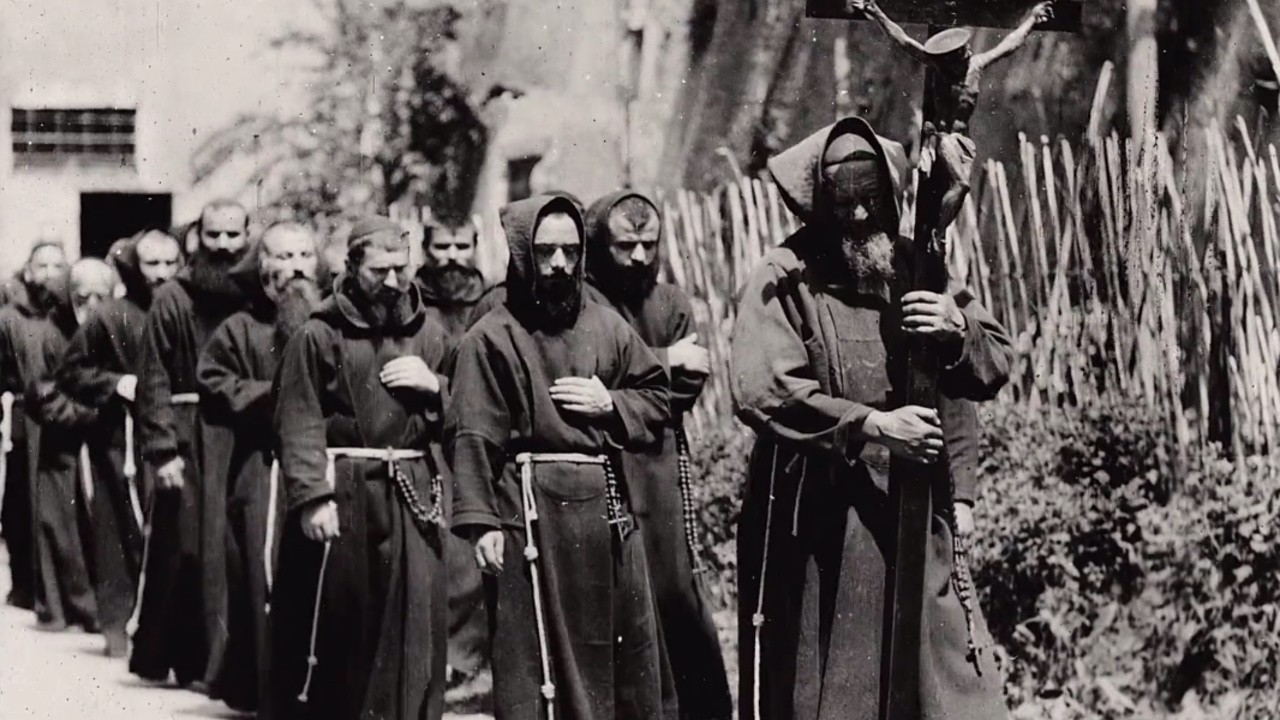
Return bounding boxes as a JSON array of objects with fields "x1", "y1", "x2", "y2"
[
  {"x1": 583, "y1": 189, "x2": 662, "y2": 294},
  {"x1": 499, "y1": 194, "x2": 586, "y2": 322},
  {"x1": 109, "y1": 234, "x2": 166, "y2": 308},
  {"x1": 767, "y1": 116, "x2": 909, "y2": 235}
]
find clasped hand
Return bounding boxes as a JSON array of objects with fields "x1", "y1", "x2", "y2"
[
  {"x1": 115, "y1": 374, "x2": 137, "y2": 402},
  {"x1": 667, "y1": 333, "x2": 711, "y2": 375},
  {"x1": 550, "y1": 375, "x2": 614, "y2": 418},
  {"x1": 865, "y1": 405, "x2": 944, "y2": 465},
  {"x1": 379, "y1": 356, "x2": 439, "y2": 395},
  {"x1": 155, "y1": 455, "x2": 186, "y2": 490},
  {"x1": 901, "y1": 291, "x2": 966, "y2": 346}
]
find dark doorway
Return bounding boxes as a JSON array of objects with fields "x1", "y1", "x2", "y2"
[{"x1": 80, "y1": 192, "x2": 172, "y2": 259}]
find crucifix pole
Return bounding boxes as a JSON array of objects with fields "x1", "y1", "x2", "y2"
[{"x1": 801, "y1": 3, "x2": 1084, "y2": 719}]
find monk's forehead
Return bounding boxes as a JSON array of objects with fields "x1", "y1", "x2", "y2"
[
  {"x1": 606, "y1": 202, "x2": 660, "y2": 235},
  {"x1": 428, "y1": 226, "x2": 476, "y2": 248},
  {"x1": 533, "y1": 213, "x2": 580, "y2": 245},
  {"x1": 264, "y1": 225, "x2": 316, "y2": 255},
  {"x1": 136, "y1": 232, "x2": 179, "y2": 260},
  {"x1": 71, "y1": 260, "x2": 116, "y2": 292},
  {"x1": 29, "y1": 243, "x2": 66, "y2": 265},
  {"x1": 202, "y1": 205, "x2": 248, "y2": 229}
]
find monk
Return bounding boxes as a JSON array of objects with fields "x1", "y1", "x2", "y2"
[
  {"x1": 730, "y1": 116, "x2": 1013, "y2": 720},
  {"x1": 55, "y1": 231, "x2": 182, "y2": 656},
  {"x1": 132, "y1": 199, "x2": 250, "y2": 689},
  {"x1": 583, "y1": 190, "x2": 732, "y2": 720},
  {"x1": 448, "y1": 195, "x2": 671, "y2": 720},
  {"x1": 413, "y1": 221, "x2": 491, "y2": 686},
  {"x1": 198, "y1": 222, "x2": 327, "y2": 713},
  {"x1": 270, "y1": 217, "x2": 453, "y2": 720},
  {"x1": 0, "y1": 240, "x2": 69, "y2": 617},
  {"x1": 26, "y1": 258, "x2": 120, "y2": 633}
]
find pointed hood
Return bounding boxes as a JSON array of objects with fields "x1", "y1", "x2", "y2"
[
  {"x1": 766, "y1": 116, "x2": 909, "y2": 235},
  {"x1": 583, "y1": 189, "x2": 662, "y2": 303},
  {"x1": 108, "y1": 235, "x2": 154, "y2": 308},
  {"x1": 499, "y1": 194, "x2": 586, "y2": 329}
]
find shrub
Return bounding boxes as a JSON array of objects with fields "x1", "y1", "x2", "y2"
[{"x1": 689, "y1": 396, "x2": 1280, "y2": 718}]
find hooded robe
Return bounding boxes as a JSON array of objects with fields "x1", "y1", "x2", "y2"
[
  {"x1": 0, "y1": 285, "x2": 52, "y2": 611},
  {"x1": 731, "y1": 117, "x2": 1012, "y2": 720},
  {"x1": 416, "y1": 263, "x2": 491, "y2": 679},
  {"x1": 197, "y1": 244, "x2": 329, "y2": 712},
  {"x1": 132, "y1": 265, "x2": 244, "y2": 685},
  {"x1": 583, "y1": 190, "x2": 732, "y2": 720},
  {"x1": 269, "y1": 277, "x2": 453, "y2": 720},
  {"x1": 53, "y1": 239, "x2": 155, "y2": 640},
  {"x1": 23, "y1": 290, "x2": 100, "y2": 630},
  {"x1": 447, "y1": 195, "x2": 671, "y2": 720}
]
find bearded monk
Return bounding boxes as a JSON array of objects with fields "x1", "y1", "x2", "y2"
[
  {"x1": 132, "y1": 199, "x2": 250, "y2": 689},
  {"x1": 0, "y1": 240, "x2": 68, "y2": 615},
  {"x1": 270, "y1": 217, "x2": 453, "y2": 720},
  {"x1": 731, "y1": 117, "x2": 1012, "y2": 720},
  {"x1": 198, "y1": 222, "x2": 327, "y2": 712},
  {"x1": 583, "y1": 190, "x2": 732, "y2": 720},
  {"x1": 448, "y1": 194, "x2": 671, "y2": 720},
  {"x1": 26, "y1": 258, "x2": 119, "y2": 633},
  {"x1": 55, "y1": 231, "x2": 182, "y2": 656}
]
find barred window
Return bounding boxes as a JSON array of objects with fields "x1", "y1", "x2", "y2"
[{"x1": 11, "y1": 108, "x2": 136, "y2": 167}]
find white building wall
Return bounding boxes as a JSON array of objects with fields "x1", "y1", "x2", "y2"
[{"x1": 0, "y1": 0, "x2": 310, "y2": 277}]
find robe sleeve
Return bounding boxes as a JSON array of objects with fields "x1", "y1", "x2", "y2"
[
  {"x1": 445, "y1": 332, "x2": 511, "y2": 536},
  {"x1": 731, "y1": 256, "x2": 875, "y2": 463},
  {"x1": 940, "y1": 394, "x2": 980, "y2": 504},
  {"x1": 937, "y1": 295, "x2": 1013, "y2": 401},
  {"x1": 137, "y1": 290, "x2": 181, "y2": 464},
  {"x1": 197, "y1": 316, "x2": 273, "y2": 430},
  {"x1": 656, "y1": 287, "x2": 707, "y2": 417},
  {"x1": 274, "y1": 321, "x2": 337, "y2": 512},
  {"x1": 604, "y1": 319, "x2": 671, "y2": 450},
  {"x1": 58, "y1": 313, "x2": 121, "y2": 407},
  {"x1": 26, "y1": 330, "x2": 97, "y2": 430}
]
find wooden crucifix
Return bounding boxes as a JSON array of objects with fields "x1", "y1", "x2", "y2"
[{"x1": 803, "y1": 1, "x2": 1084, "y2": 719}]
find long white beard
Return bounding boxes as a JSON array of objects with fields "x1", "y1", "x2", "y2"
[{"x1": 841, "y1": 230, "x2": 896, "y2": 285}]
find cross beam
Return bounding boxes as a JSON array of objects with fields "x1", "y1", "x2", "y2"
[{"x1": 804, "y1": 3, "x2": 1084, "y2": 719}]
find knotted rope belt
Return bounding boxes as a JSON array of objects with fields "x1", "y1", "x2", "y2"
[
  {"x1": 297, "y1": 446, "x2": 444, "y2": 704},
  {"x1": 0, "y1": 392, "x2": 13, "y2": 522},
  {"x1": 127, "y1": 391, "x2": 202, "y2": 637},
  {"x1": 514, "y1": 451, "x2": 631, "y2": 720}
]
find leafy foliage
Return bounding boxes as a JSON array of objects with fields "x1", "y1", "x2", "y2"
[
  {"x1": 191, "y1": 0, "x2": 485, "y2": 227},
  {"x1": 688, "y1": 396, "x2": 1280, "y2": 718}
]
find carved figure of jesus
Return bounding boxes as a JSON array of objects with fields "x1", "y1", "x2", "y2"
[{"x1": 853, "y1": 0, "x2": 1054, "y2": 234}]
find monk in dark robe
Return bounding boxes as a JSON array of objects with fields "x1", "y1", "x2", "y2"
[
  {"x1": 132, "y1": 199, "x2": 250, "y2": 689},
  {"x1": 448, "y1": 195, "x2": 671, "y2": 720},
  {"x1": 731, "y1": 116, "x2": 1013, "y2": 720},
  {"x1": 198, "y1": 222, "x2": 327, "y2": 713},
  {"x1": 55, "y1": 232, "x2": 182, "y2": 656},
  {"x1": 412, "y1": 221, "x2": 492, "y2": 686},
  {"x1": 26, "y1": 258, "x2": 120, "y2": 633},
  {"x1": 270, "y1": 217, "x2": 453, "y2": 720},
  {"x1": 0, "y1": 240, "x2": 67, "y2": 615},
  {"x1": 583, "y1": 190, "x2": 732, "y2": 720}
]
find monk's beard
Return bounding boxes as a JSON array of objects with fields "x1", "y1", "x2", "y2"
[
  {"x1": 422, "y1": 264, "x2": 477, "y2": 303},
  {"x1": 274, "y1": 277, "x2": 322, "y2": 341},
  {"x1": 840, "y1": 231, "x2": 896, "y2": 285},
  {"x1": 366, "y1": 287, "x2": 410, "y2": 328},
  {"x1": 23, "y1": 280, "x2": 58, "y2": 316},
  {"x1": 609, "y1": 262, "x2": 657, "y2": 304},
  {"x1": 534, "y1": 273, "x2": 580, "y2": 329},
  {"x1": 189, "y1": 248, "x2": 247, "y2": 304}
]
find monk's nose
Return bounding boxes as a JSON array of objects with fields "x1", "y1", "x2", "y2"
[
  {"x1": 630, "y1": 244, "x2": 648, "y2": 264},
  {"x1": 550, "y1": 247, "x2": 568, "y2": 269},
  {"x1": 383, "y1": 271, "x2": 402, "y2": 290}
]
